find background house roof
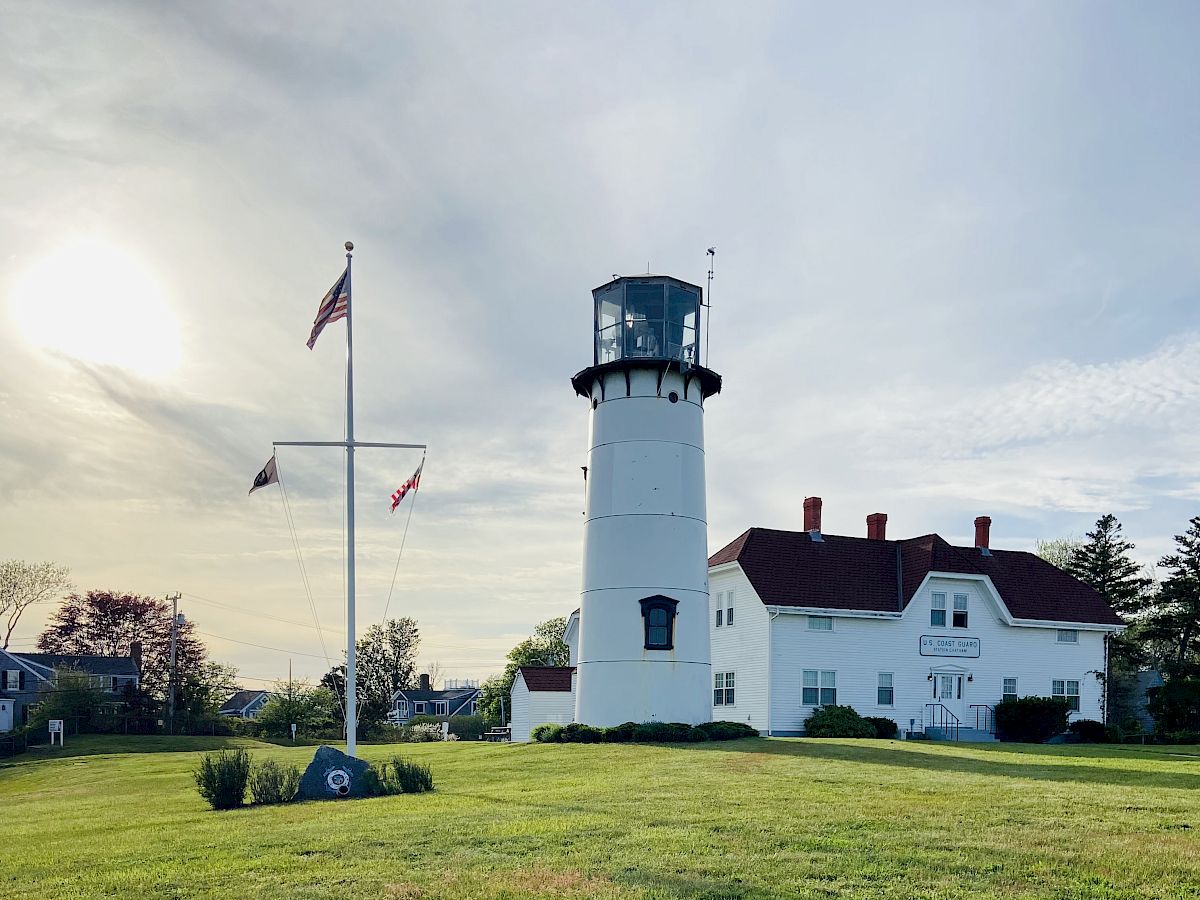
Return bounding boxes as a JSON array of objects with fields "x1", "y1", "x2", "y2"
[
  {"x1": 218, "y1": 690, "x2": 270, "y2": 714},
  {"x1": 15, "y1": 653, "x2": 140, "y2": 678},
  {"x1": 518, "y1": 666, "x2": 575, "y2": 692},
  {"x1": 709, "y1": 528, "x2": 1123, "y2": 626}
]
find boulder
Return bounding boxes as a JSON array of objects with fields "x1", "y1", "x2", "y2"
[{"x1": 295, "y1": 744, "x2": 374, "y2": 801}]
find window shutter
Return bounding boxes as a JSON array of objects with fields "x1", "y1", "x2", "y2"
[{"x1": 19, "y1": 671, "x2": 25, "y2": 691}]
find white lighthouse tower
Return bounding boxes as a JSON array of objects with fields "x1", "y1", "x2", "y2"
[{"x1": 570, "y1": 275, "x2": 721, "y2": 726}]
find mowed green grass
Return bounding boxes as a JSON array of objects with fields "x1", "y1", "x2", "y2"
[{"x1": 1, "y1": 737, "x2": 1198, "y2": 899}]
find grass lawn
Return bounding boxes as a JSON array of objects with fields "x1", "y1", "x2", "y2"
[{"x1": 1, "y1": 736, "x2": 1197, "y2": 899}]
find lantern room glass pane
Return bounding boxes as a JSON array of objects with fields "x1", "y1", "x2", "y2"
[{"x1": 624, "y1": 283, "x2": 665, "y2": 358}]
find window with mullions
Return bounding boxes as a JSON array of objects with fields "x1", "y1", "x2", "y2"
[
  {"x1": 877, "y1": 673, "x2": 894, "y2": 706},
  {"x1": 952, "y1": 594, "x2": 969, "y2": 628},
  {"x1": 713, "y1": 672, "x2": 735, "y2": 706},
  {"x1": 1052, "y1": 679, "x2": 1081, "y2": 712},
  {"x1": 931, "y1": 593, "x2": 947, "y2": 627},
  {"x1": 639, "y1": 595, "x2": 679, "y2": 650},
  {"x1": 802, "y1": 670, "x2": 837, "y2": 706}
]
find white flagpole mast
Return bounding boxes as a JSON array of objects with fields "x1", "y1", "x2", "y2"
[{"x1": 343, "y1": 240, "x2": 358, "y2": 757}]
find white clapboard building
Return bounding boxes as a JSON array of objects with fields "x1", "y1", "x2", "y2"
[{"x1": 707, "y1": 498, "x2": 1124, "y2": 738}]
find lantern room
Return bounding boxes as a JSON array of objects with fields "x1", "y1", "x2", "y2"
[{"x1": 592, "y1": 276, "x2": 702, "y2": 366}]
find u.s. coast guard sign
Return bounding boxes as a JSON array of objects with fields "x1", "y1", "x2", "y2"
[{"x1": 919, "y1": 635, "x2": 980, "y2": 658}]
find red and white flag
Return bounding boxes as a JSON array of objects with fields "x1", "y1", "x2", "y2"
[
  {"x1": 306, "y1": 266, "x2": 350, "y2": 350},
  {"x1": 390, "y1": 459, "x2": 424, "y2": 513}
]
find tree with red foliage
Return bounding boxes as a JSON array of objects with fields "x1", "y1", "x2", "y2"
[{"x1": 37, "y1": 590, "x2": 208, "y2": 701}]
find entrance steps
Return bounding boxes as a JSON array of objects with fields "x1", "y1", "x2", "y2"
[{"x1": 926, "y1": 726, "x2": 997, "y2": 743}]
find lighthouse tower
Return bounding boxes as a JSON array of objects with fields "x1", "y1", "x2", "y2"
[{"x1": 570, "y1": 275, "x2": 722, "y2": 726}]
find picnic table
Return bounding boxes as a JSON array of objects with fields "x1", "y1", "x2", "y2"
[{"x1": 483, "y1": 727, "x2": 511, "y2": 742}]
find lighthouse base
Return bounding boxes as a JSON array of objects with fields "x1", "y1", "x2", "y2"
[{"x1": 574, "y1": 659, "x2": 712, "y2": 728}]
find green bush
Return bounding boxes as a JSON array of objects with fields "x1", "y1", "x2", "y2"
[
  {"x1": 194, "y1": 749, "x2": 252, "y2": 810},
  {"x1": 1147, "y1": 679, "x2": 1200, "y2": 735},
  {"x1": 248, "y1": 759, "x2": 301, "y2": 804},
  {"x1": 386, "y1": 756, "x2": 434, "y2": 793},
  {"x1": 804, "y1": 705, "x2": 875, "y2": 738},
  {"x1": 1068, "y1": 719, "x2": 1108, "y2": 743},
  {"x1": 995, "y1": 697, "x2": 1070, "y2": 743},
  {"x1": 694, "y1": 721, "x2": 759, "y2": 741},
  {"x1": 407, "y1": 714, "x2": 489, "y2": 741},
  {"x1": 555, "y1": 722, "x2": 605, "y2": 743},
  {"x1": 1161, "y1": 730, "x2": 1200, "y2": 745},
  {"x1": 601, "y1": 721, "x2": 638, "y2": 743},
  {"x1": 530, "y1": 723, "x2": 564, "y2": 742},
  {"x1": 865, "y1": 716, "x2": 898, "y2": 739}
]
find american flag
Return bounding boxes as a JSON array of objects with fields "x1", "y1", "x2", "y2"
[
  {"x1": 390, "y1": 459, "x2": 424, "y2": 513},
  {"x1": 306, "y1": 267, "x2": 350, "y2": 349}
]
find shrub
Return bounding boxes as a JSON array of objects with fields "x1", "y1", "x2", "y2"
[
  {"x1": 804, "y1": 705, "x2": 875, "y2": 738},
  {"x1": 531, "y1": 723, "x2": 564, "y2": 743},
  {"x1": 602, "y1": 721, "x2": 639, "y2": 743},
  {"x1": 247, "y1": 759, "x2": 301, "y2": 804},
  {"x1": 555, "y1": 722, "x2": 605, "y2": 743},
  {"x1": 1068, "y1": 719, "x2": 1108, "y2": 743},
  {"x1": 995, "y1": 697, "x2": 1070, "y2": 743},
  {"x1": 865, "y1": 716, "x2": 898, "y2": 739},
  {"x1": 194, "y1": 749, "x2": 252, "y2": 810},
  {"x1": 694, "y1": 721, "x2": 759, "y2": 741},
  {"x1": 406, "y1": 722, "x2": 445, "y2": 742},
  {"x1": 407, "y1": 714, "x2": 488, "y2": 741},
  {"x1": 1147, "y1": 679, "x2": 1200, "y2": 735},
  {"x1": 633, "y1": 722, "x2": 693, "y2": 742},
  {"x1": 386, "y1": 756, "x2": 434, "y2": 793},
  {"x1": 1161, "y1": 730, "x2": 1200, "y2": 745}
]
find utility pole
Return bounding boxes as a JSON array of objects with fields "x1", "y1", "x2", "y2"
[{"x1": 168, "y1": 592, "x2": 181, "y2": 734}]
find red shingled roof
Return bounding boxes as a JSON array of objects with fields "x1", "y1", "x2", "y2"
[
  {"x1": 519, "y1": 666, "x2": 575, "y2": 692},
  {"x1": 709, "y1": 527, "x2": 1123, "y2": 626}
]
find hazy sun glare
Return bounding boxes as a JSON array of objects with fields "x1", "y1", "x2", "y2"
[{"x1": 10, "y1": 238, "x2": 181, "y2": 377}]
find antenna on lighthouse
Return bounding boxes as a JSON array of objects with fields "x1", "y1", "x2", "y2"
[{"x1": 705, "y1": 246, "x2": 716, "y2": 364}]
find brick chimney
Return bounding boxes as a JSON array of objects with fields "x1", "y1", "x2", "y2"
[
  {"x1": 129, "y1": 641, "x2": 143, "y2": 672},
  {"x1": 866, "y1": 513, "x2": 887, "y2": 540},
  {"x1": 974, "y1": 516, "x2": 992, "y2": 555},
  {"x1": 419, "y1": 673, "x2": 431, "y2": 691},
  {"x1": 803, "y1": 496, "x2": 823, "y2": 536}
]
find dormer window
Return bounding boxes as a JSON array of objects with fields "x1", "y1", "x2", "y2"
[
  {"x1": 931, "y1": 593, "x2": 947, "y2": 628},
  {"x1": 639, "y1": 595, "x2": 679, "y2": 650},
  {"x1": 952, "y1": 594, "x2": 969, "y2": 628}
]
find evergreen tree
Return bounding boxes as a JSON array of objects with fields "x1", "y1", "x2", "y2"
[
  {"x1": 1144, "y1": 516, "x2": 1200, "y2": 677},
  {"x1": 1066, "y1": 515, "x2": 1150, "y2": 615}
]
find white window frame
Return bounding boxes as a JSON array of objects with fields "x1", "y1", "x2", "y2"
[
  {"x1": 802, "y1": 669, "x2": 836, "y2": 706},
  {"x1": 952, "y1": 593, "x2": 969, "y2": 629},
  {"x1": 807, "y1": 615, "x2": 834, "y2": 632},
  {"x1": 931, "y1": 593, "x2": 947, "y2": 628},
  {"x1": 1052, "y1": 679, "x2": 1081, "y2": 713},
  {"x1": 877, "y1": 672, "x2": 894, "y2": 707},
  {"x1": 714, "y1": 592, "x2": 723, "y2": 628},
  {"x1": 726, "y1": 591, "x2": 734, "y2": 627},
  {"x1": 713, "y1": 671, "x2": 735, "y2": 706},
  {"x1": 414, "y1": 701, "x2": 426, "y2": 714},
  {"x1": 4, "y1": 670, "x2": 20, "y2": 691},
  {"x1": 1002, "y1": 677, "x2": 1017, "y2": 702},
  {"x1": 433, "y1": 700, "x2": 448, "y2": 716},
  {"x1": 1056, "y1": 629, "x2": 1078, "y2": 644},
  {"x1": 397, "y1": 699, "x2": 409, "y2": 717}
]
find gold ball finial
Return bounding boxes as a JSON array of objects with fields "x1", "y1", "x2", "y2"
[{"x1": 345, "y1": 241, "x2": 354, "y2": 252}]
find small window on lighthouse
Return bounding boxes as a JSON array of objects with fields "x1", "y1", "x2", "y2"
[{"x1": 639, "y1": 595, "x2": 679, "y2": 650}]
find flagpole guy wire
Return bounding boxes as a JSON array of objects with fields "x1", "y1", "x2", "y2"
[{"x1": 380, "y1": 453, "x2": 425, "y2": 627}]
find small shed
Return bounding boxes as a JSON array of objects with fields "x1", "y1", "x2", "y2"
[{"x1": 509, "y1": 666, "x2": 575, "y2": 742}]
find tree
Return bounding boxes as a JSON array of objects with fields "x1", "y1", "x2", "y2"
[
  {"x1": 478, "y1": 616, "x2": 570, "y2": 722},
  {"x1": 1066, "y1": 515, "x2": 1151, "y2": 616},
  {"x1": 1143, "y1": 516, "x2": 1200, "y2": 677},
  {"x1": 0, "y1": 560, "x2": 72, "y2": 649},
  {"x1": 355, "y1": 617, "x2": 420, "y2": 713},
  {"x1": 255, "y1": 677, "x2": 337, "y2": 738},
  {"x1": 177, "y1": 662, "x2": 241, "y2": 720},
  {"x1": 36, "y1": 591, "x2": 207, "y2": 701},
  {"x1": 420, "y1": 660, "x2": 445, "y2": 690},
  {"x1": 28, "y1": 667, "x2": 106, "y2": 732},
  {"x1": 1035, "y1": 537, "x2": 1082, "y2": 571}
]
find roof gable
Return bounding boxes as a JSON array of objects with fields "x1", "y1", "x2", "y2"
[{"x1": 709, "y1": 527, "x2": 1123, "y2": 626}]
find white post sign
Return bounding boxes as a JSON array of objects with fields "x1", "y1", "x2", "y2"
[
  {"x1": 48, "y1": 719, "x2": 64, "y2": 747},
  {"x1": 441, "y1": 720, "x2": 450, "y2": 741},
  {"x1": 291, "y1": 723, "x2": 297, "y2": 742}
]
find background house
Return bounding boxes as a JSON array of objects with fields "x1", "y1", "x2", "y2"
[
  {"x1": 218, "y1": 689, "x2": 272, "y2": 719},
  {"x1": 391, "y1": 674, "x2": 480, "y2": 724},
  {"x1": 0, "y1": 647, "x2": 141, "y2": 732}
]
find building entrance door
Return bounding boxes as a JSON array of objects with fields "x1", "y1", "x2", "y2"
[
  {"x1": 933, "y1": 671, "x2": 967, "y2": 724},
  {"x1": 0, "y1": 700, "x2": 12, "y2": 734}
]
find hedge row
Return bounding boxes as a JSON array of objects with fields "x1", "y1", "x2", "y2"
[{"x1": 531, "y1": 720, "x2": 758, "y2": 743}]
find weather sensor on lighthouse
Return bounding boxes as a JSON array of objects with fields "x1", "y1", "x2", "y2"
[{"x1": 570, "y1": 275, "x2": 722, "y2": 726}]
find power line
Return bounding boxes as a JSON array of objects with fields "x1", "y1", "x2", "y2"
[
  {"x1": 193, "y1": 629, "x2": 330, "y2": 662},
  {"x1": 180, "y1": 592, "x2": 346, "y2": 636}
]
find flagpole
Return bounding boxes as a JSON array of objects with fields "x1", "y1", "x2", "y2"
[{"x1": 343, "y1": 240, "x2": 358, "y2": 758}]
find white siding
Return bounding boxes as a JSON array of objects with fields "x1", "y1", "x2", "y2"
[
  {"x1": 767, "y1": 574, "x2": 1109, "y2": 735},
  {"x1": 709, "y1": 566, "x2": 770, "y2": 732},
  {"x1": 509, "y1": 673, "x2": 577, "y2": 742}
]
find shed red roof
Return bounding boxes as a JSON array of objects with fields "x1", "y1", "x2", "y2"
[
  {"x1": 519, "y1": 666, "x2": 575, "y2": 692},
  {"x1": 709, "y1": 527, "x2": 1123, "y2": 626}
]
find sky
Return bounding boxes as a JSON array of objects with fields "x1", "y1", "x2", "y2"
[{"x1": 1, "y1": 2, "x2": 1198, "y2": 689}]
